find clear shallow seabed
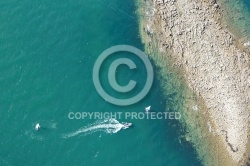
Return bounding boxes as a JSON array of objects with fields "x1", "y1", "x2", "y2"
[
  {"x1": 0, "y1": 0, "x2": 237, "y2": 165},
  {"x1": 218, "y1": 0, "x2": 250, "y2": 40}
]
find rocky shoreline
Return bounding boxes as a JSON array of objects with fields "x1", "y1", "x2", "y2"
[{"x1": 137, "y1": 0, "x2": 250, "y2": 165}]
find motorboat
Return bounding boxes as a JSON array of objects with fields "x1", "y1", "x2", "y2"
[{"x1": 122, "y1": 122, "x2": 132, "y2": 129}]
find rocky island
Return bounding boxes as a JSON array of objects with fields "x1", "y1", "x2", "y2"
[{"x1": 138, "y1": 0, "x2": 250, "y2": 165}]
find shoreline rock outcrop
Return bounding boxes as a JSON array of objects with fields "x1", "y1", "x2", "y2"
[{"x1": 138, "y1": 0, "x2": 250, "y2": 165}]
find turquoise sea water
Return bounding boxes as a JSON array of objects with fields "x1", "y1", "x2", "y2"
[
  {"x1": 218, "y1": 0, "x2": 250, "y2": 40},
  {"x1": 244, "y1": 0, "x2": 250, "y2": 9},
  {"x1": 0, "y1": 1, "x2": 203, "y2": 165}
]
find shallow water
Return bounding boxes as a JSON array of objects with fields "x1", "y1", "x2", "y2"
[{"x1": 218, "y1": 0, "x2": 250, "y2": 40}]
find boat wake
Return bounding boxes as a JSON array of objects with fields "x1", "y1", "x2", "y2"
[{"x1": 62, "y1": 119, "x2": 130, "y2": 138}]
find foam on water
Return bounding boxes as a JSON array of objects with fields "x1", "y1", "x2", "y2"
[{"x1": 63, "y1": 119, "x2": 127, "y2": 138}]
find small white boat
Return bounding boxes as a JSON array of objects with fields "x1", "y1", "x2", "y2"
[
  {"x1": 145, "y1": 106, "x2": 151, "y2": 112},
  {"x1": 35, "y1": 123, "x2": 40, "y2": 131},
  {"x1": 122, "y1": 122, "x2": 132, "y2": 129}
]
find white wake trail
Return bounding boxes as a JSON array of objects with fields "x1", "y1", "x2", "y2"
[{"x1": 63, "y1": 119, "x2": 125, "y2": 138}]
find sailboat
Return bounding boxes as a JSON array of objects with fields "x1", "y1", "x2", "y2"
[
  {"x1": 35, "y1": 123, "x2": 40, "y2": 131},
  {"x1": 145, "y1": 106, "x2": 151, "y2": 112}
]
